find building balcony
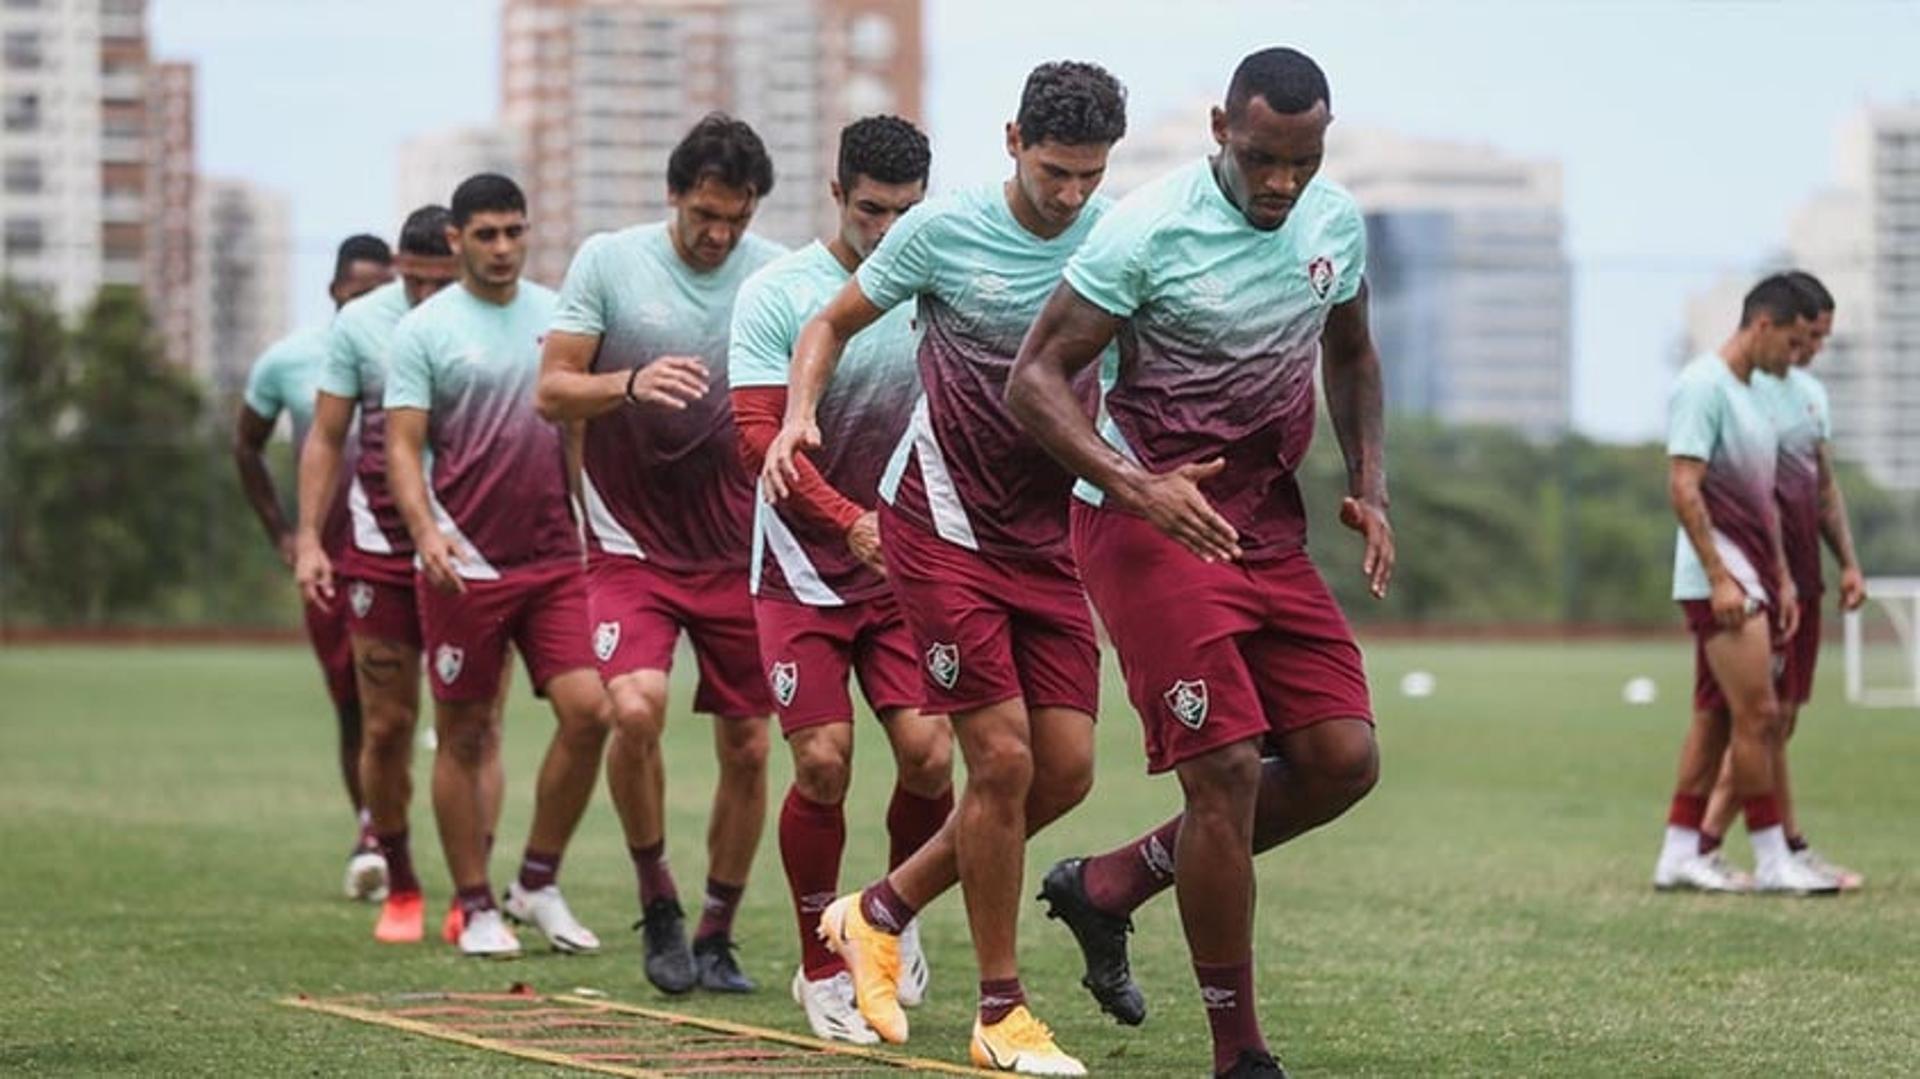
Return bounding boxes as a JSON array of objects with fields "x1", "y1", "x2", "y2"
[
  {"x1": 101, "y1": 257, "x2": 144, "y2": 287},
  {"x1": 101, "y1": 72, "x2": 146, "y2": 102},
  {"x1": 100, "y1": 135, "x2": 145, "y2": 164}
]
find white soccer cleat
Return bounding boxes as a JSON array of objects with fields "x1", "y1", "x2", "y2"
[
  {"x1": 343, "y1": 848, "x2": 389, "y2": 903},
  {"x1": 1653, "y1": 851, "x2": 1752, "y2": 893},
  {"x1": 459, "y1": 908, "x2": 523, "y2": 958},
  {"x1": 791, "y1": 967, "x2": 880, "y2": 1044},
  {"x1": 897, "y1": 918, "x2": 929, "y2": 1008},
  {"x1": 503, "y1": 882, "x2": 601, "y2": 954},
  {"x1": 1796, "y1": 848, "x2": 1864, "y2": 891},
  {"x1": 1754, "y1": 854, "x2": 1842, "y2": 896},
  {"x1": 969, "y1": 1006, "x2": 1087, "y2": 1076}
]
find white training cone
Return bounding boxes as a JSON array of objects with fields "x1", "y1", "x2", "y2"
[
  {"x1": 1399, "y1": 670, "x2": 1436, "y2": 699},
  {"x1": 1623, "y1": 677, "x2": 1658, "y2": 705}
]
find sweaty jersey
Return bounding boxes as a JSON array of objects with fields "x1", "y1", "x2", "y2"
[
  {"x1": 732, "y1": 241, "x2": 923, "y2": 605},
  {"x1": 1064, "y1": 159, "x2": 1367, "y2": 560},
  {"x1": 1755, "y1": 366, "x2": 1831, "y2": 596},
  {"x1": 856, "y1": 182, "x2": 1112, "y2": 559},
  {"x1": 318, "y1": 281, "x2": 416, "y2": 569},
  {"x1": 551, "y1": 223, "x2": 787, "y2": 571},
  {"x1": 1668, "y1": 352, "x2": 1780, "y2": 604},
  {"x1": 244, "y1": 324, "x2": 350, "y2": 554},
  {"x1": 384, "y1": 282, "x2": 577, "y2": 578}
]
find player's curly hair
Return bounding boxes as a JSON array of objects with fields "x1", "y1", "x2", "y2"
[
  {"x1": 1015, "y1": 61, "x2": 1127, "y2": 148},
  {"x1": 837, "y1": 115, "x2": 931, "y2": 192},
  {"x1": 668, "y1": 112, "x2": 776, "y2": 198}
]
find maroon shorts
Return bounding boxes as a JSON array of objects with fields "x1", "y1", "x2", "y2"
[
  {"x1": 586, "y1": 557, "x2": 773, "y2": 719},
  {"x1": 340, "y1": 573, "x2": 422, "y2": 651},
  {"x1": 1782, "y1": 597, "x2": 1821, "y2": 706},
  {"x1": 1073, "y1": 503, "x2": 1372, "y2": 775},
  {"x1": 301, "y1": 595, "x2": 358, "y2": 708},
  {"x1": 878, "y1": 504, "x2": 1099, "y2": 717},
  {"x1": 417, "y1": 560, "x2": 596, "y2": 703},
  {"x1": 1680, "y1": 600, "x2": 1788, "y2": 714},
  {"x1": 754, "y1": 591, "x2": 923, "y2": 735}
]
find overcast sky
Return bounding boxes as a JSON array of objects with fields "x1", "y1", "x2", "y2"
[{"x1": 154, "y1": 0, "x2": 1920, "y2": 442}]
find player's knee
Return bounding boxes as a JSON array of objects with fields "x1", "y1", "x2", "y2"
[
  {"x1": 1319, "y1": 735, "x2": 1380, "y2": 807},
  {"x1": 439, "y1": 717, "x2": 496, "y2": 767},
  {"x1": 1178, "y1": 743, "x2": 1262, "y2": 818},
  {"x1": 609, "y1": 690, "x2": 666, "y2": 745},
  {"x1": 362, "y1": 703, "x2": 414, "y2": 755},
  {"x1": 964, "y1": 735, "x2": 1034, "y2": 802},
  {"x1": 793, "y1": 744, "x2": 851, "y2": 805},
  {"x1": 895, "y1": 734, "x2": 954, "y2": 797},
  {"x1": 717, "y1": 722, "x2": 771, "y2": 779},
  {"x1": 1738, "y1": 696, "x2": 1785, "y2": 745},
  {"x1": 1031, "y1": 748, "x2": 1091, "y2": 814}
]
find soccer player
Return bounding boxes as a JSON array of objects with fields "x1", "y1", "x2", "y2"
[
  {"x1": 1699, "y1": 271, "x2": 1867, "y2": 887},
  {"x1": 1007, "y1": 48, "x2": 1391, "y2": 1079},
  {"x1": 764, "y1": 62, "x2": 1127, "y2": 1075},
  {"x1": 234, "y1": 233, "x2": 392, "y2": 899},
  {"x1": 385, "y1": 172, "x2": 612, "y2": 958},
  {"x1": 1651, "y1": 273, "x2": 1839, "y2": 896},
  {"x1": 729, "y1": 115, "x2": 953, "y2": 1043},
  {"x1": 535, "y1": 114, "x2": 785, "y2": 993},
  {"x1": 294, "y1": 206, "x2": 506, "y2": 945}
]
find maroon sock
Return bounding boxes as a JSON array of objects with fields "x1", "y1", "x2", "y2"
[
  {"x1": 1787, "y1": 832, "x2": 1809, "y2": 853},
  {"x1": 1194, "y1": 960, "x2": 1266, "y2": 1074},
  {"x1": 1081, "y1": 816, "x2": 1181, "y2": 915},
  {"x1": 517, "y1": 848, "x2": 561, "y2": 892},
  {"x1": 1743, "y1": 794, "x2": 1783, "y2": 832},
  {"x1": 859, "y1": 876, "x2": 915, "y2": 936},
  {"x1": 455, "y1": 883, "x2": 496, "y2": 918},
  {"x1": 780, "y1": 787, "x2": 847, "y2": 978},
  {"x1": 628, "y1": 840, "x2": 678, "y2": 907},
  {"x1": 695, "y1": 878, "x2": 745, "y2": 942},
  {"x1": 978, "y1": 976, "x2": 1026, "y2": 1025},
  {"x1": 1667, "y1": 791, "x2": 1708, "y2": 831},
  {"x1": 377, "y1": 830, "x2": 421, "y2": 895},
  {"x1": 885, "y1": 785, "x2": 952, "y2": 870},
  {"x1": 1698, "y1": 831, "x2": 1724, "y2": 856}
]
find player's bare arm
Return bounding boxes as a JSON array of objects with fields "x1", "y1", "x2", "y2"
[
  {"x1": 763, "y1": 281, "x2": 884, "y2": 503},
  {"x1": 1815, "y1": 440, "x2": 1867, "y2": 610},
  {"x1": 233, "y1": 404, "x2": 294, "y2": 568},
  {"x1": 1770, "y1": 515, "x2": 1801, "y2": 645},
  {"x1": 1669, "y1": 456, "x2": 1747, "y2": 630},
  {"x1": 294, "y1": 390, "x2": 356, "y2": 607},
  {"x1": 1009, "y1": 281, "x2": 1242, "y2": 563},
  {"x1": 534, "y1": 330, "x2": 709, "y2": 422},
  {"x1": 386, "y1": 406, "x2": 465, "y2": 595},
  {"x1": 1321, "y1": 280, "x2": 1395, "y2": 598}
]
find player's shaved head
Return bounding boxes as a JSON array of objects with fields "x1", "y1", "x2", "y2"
[
  {"x1": 398, "y1": 205, "x2": 453, "y2": 258},
  {"x1": 1226, "y1": 46, "x2": 1330, "y2": 120},
  {"x1": 395, "y1": 204, "x2": 459, "y2": 307},
  {"x1": 332, "y1": 234, "x2": 391, "y2": 284},
  {"x1": 1741, "y1": 273, "x2": 1818, "y2": 329},
  {"x1": 1785, "y1": 270, "x2": 1835, "y2": 313}
]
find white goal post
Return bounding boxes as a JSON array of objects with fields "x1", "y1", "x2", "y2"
[{"x1": 1844, "y1": 577, "x2": 1920, "y2": 708}]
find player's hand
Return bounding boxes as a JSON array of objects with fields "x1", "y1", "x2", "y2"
[
  {"x1": 847, "y1": 510, "x2": 886, "y2": 578},
  {"x1": 274, "y1": 532, "x2": 298, "y2": 570},
  {"x1": 1126, "y1": 459, "x2": 1242, "y2": 563},
  {"x1": 1839, "y1": 565, "x2": 1868, "y2": 612},
  {"x1": 1708, "y1": 572, "x2": 1749, "y2": 631},
  {"x1": 626, "y1": 355, "x2": 710, "y2": 409},
  {"x1": 417, "y1": 532, "x2": 470, "y2": 595},
  {"x1": 763, "y1": 418, "x2": 823, "y2": 505},
  {"x1": 295, "y1": 533, "x2": 335, "y2": 610},
  {"x1": 1340, "y1": 496, "x2": 1395, "y2": 599},
  {"x1": 1776, "y1": 577, "x2": 1801, "y2": 645}
]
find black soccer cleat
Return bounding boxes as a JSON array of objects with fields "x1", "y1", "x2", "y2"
[
  {"x1": 636, "y1": 897, "x2": 696, "y2": 994},
  {"x1": 1218, "y1": 1049, "x2": 1289, "y2": 1078},
  {"x1": 692, "y1": 933, "x2": 757, "y2": 993},
  {"x1": 1038, "y1": 856, "x2": 1147, "y2": 1025}
]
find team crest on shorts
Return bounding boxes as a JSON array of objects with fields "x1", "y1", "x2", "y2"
[
  {"x1": 926, "y1": 642, "x2": 960, "y2": 691},
  {"x1": 1307, "y1": 256, "x2": 1335, "y2": 302},
  {"x1": 434, "y1": 644, "x2": 465, "y2": 686},
  {"x1": 770, "y1": 661, "x2": 798, "y2": 707},
  {"x1": 593, "y1": 620, "x2": 621, "y2": 663},
  {"x1": 1164, "y1": 678, "x2": 1210, "y2": 729},
  {"x1": 347, "y1": 581, "x2": 373, "y2": 619}
]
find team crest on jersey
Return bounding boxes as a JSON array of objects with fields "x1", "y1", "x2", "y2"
[
  {"x1": 926, "y1": 642, "x2": 960, "y2": 691},
  {"x1": 770, "y1": 661, "x2": 798, "y2": 707},
  {"x1": 593, "y1": 620, "x2": 621, "y2": 663},
  {"x1": 434, "y1": 644, "x2": 465, "y2": 686},
  {"x1": 1164, "y1": 679, "x2": 1209, "y2": 729},
  {"x1": 1191, "y1": 273, "x2": 1230, "y2": 314},
  {"x1": 347, "y1": 581, "x2": 374, "y2": 619},
  {"x1": 1307, "y1": 256, "x2": 1336, "y2": 302}
]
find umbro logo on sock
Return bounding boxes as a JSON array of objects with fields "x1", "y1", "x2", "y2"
[{"x1": 1201, "y1": 985, "x2": 1238, "y2": 1010}]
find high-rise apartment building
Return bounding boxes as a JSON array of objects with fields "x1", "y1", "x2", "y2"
[
  {"x1": 500, "y1": 0, "x2": 921, "y2": 285},
  {"x1": 194, "y1": 177, "x2": 289, "y2": 394},
  {"x1": 394, "y1": 126, "x2": 523, "y2": 229},
  {"x1": 147, "y1": 58, "x2": 192, "y2": 367}
]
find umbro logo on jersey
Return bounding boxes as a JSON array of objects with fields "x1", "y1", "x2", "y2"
[
  {"x1": 1201, "y1": 985, "x2": 1238, "y2": 1010},
  {"x1": 770, "y1": 661, "x2": 798, "y2": 707},
  {"x1": 347, "y1": 581, "x2": 374, "y2": 619},
  {"x1": 1307, "y1": 255, "x2": 1336, "y2": 302},
  {"x1": 927, "y1": 642, "x2": 960, "y2": 691},
  {"x1": 1165, "y1": 678, "x2": 1209, "y2": 729},
  {"x1": 593, "y1": 620, "x2": 620, "y2": 663},
  {"x1": 434, "y1": 644, "x2": 465, "y2": 685}
]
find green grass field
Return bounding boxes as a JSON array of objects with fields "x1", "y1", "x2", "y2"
[{"x1": 3, "y1": 640, "x2": 1917, "y2": 1076}]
